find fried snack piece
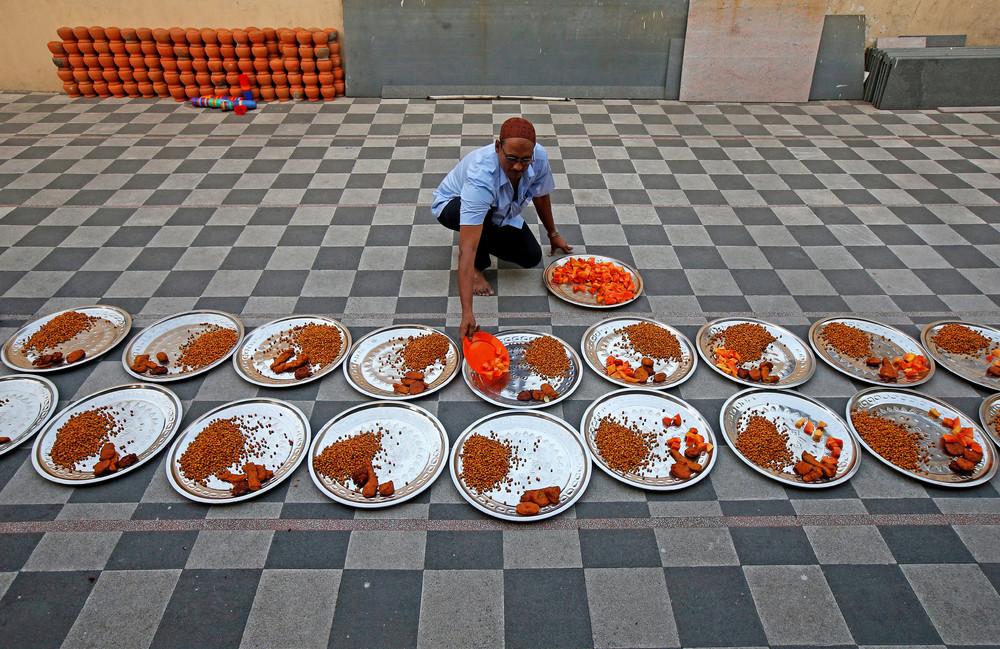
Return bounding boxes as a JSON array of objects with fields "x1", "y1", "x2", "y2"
[
  {"x1": 362, "y1": 480, "x2": 378, "y2": 498},
  {"x1": 641, "y1": 357, "x2": 654, "y2": 370},
  {"x1": 653, "y1": 372, "x2": 667, "y2": 382},
  {"x1": 669, "y1": 448, "x2": 703, "y2": 472},
  {"x1": 392, "y1": 383, "x2": 409, "y2": 394},
  {"x1": 737, "y1": 367, "x2": 750, "y2": 380},
  {"x1": 516, "y1": 502, "x2": 540, "y2": 516},
  {"x1": 66, "y1": 349, "x2": 86, "y2": 364},
  {"x1": 964, "y1": 448, "x2": 984, "y2": 464},
  {"x1": 93, "y1": 459, "x2": 117, "y2": 476},
  {"x1": 943, "y1": 441, "x2": 966, "y2": 457},
  {"x1": 379, "y1": 481, "x2": 394, "y2": 496},
  {"x1": 0, "y1": 437, "x2": 11, "y2": 444},
  {"x1": 517, "y1": 390, "x2": 532, "y2": 401},
  {"x1": 879, "y1": 358, "x2": 899, "y2": 380},
  {"x1": 405, "y1": 371, "x2": 425, "y2": 380},
  {"x1": 633, "y1": 367, "x2": 649, "y2": 383},
  {"x1": 156, "y1": 352, "x2": 169, "y2": 363},
  {"x1": 866, "y1": 357, "x2": 882, "y2": 367},
  {"x1": 99, "y1": 442, "x2": 117, "y2": 461},
  {"x1": 351, "y1": 466, "x2": 369, "y2": 487},
  {"x1": 294, "y1": 366, "x2": 313, "y2": 380},
  {"x1": 531, "y1": 390, "x2": 543, "y2": 401},
  {"x1": 116, "y1": 453, "x2": 137, "y2": 468},
  {"x1": 950, "y1": 457, "x2": 976, "y2": 473},
  {"x1": 670, "y1": 462, "x2": 692, "y2": 479},
  {"x1": 542, "y1": 486, "x2": 561, "y2": 504},
  {"x1": 270, "y1": 350, "x2": 294, "y2": 371},
  {"x1": 149, "y1": 365, "x2": 168, "y2": 375},
  {"x1": 988, "y1": 365, "x2": 1000, "y2": 377},
  {"x1": 130, "y1": 362, "x2": 149, "y2": 373},
  {"x1": 231, "y1": 479, "x2": 250, "y2": 497},
  {"x1": 540, "y1": 383, "x2": 558, "y2": 398},
  {"x1": 217, "y1": 471, "x2": 246, "y2": 484},
  {"x1": 409, "y1": 380, "x2": 426, "y2": 395}
]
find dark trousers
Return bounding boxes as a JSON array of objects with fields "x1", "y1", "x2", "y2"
[{"x1": 437, "y1": 197, "x2": 543, "y2": 271}]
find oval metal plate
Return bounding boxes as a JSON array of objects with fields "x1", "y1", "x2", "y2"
[
  {"x1": 450, "y1": 410, "x2": 592, "y2": 522},
  {"x1": 580, "y1": 316, "x2": 697, "y2": 389},
  {"x1": 165, "y1": 398, "x2": 310, "y2": 503},
  {"x1": 0, "y1": 375, "x2": 59, "y2": 457},
  {"x1": 809, "y1": 317, "x2": 934, "y2": 386},
  {"x1": 580, "y1": 388, "x2": 717, "y2": 490},
  {"x1": 846, "y1": 387, "x2": 998, "y2": 487},
  {"x1": 122, "y1": 310, "x2": 244, "y2": 382},
  {"x1": 720, "y1": 388, "x2": 861, "y2": 488},
  {"x1": 344, "y1": 325, "x2": 459, "y2": 400},
  {"x1": 543, "y1": 254, "x2": 643, "y2": 309},
  {"x1": 308, "y1": 401, "x2": 449, "y2": 508},
  {"x1": 31, "y1": 383, "x2": 183, "y2": 485},
  {"x1": 233, "y1": 315, "x2": 351, "y2": 388},
  {"x1": 2, "y1": 305, "x2": 131, "y2": 373},
  {"x1": 921, "y1": 320, "x2": 1000, "y2": 390},
  {"x1": 461, "y1": 330, "x2": 582, "y2": 409},
  {"x1": 977, "y1": 393, "x2": 1000, "y2": 450},
  {"x1": 697, "y1": 318, "x2": 815, "y2": 389}
]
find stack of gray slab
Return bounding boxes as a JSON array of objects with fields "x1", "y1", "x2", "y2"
[{"x1": 863, "y1": 42, "x2": 1000, "y2": 109}]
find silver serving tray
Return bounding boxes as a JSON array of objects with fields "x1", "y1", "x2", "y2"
[
  {"x1": 581, "y1": 388, "x2": 717, "y2": 490},
  {"x1": 461, "y1": 329, "x2": 582, "y2": 409},
  {"x1": 847, "y1": 387, "x2": 997, "y2": 487},
  {"x1": 543, "y1": 254, "x2": 643, "y2": 309},
  {"x1": 921, "y1": 320, "x2": 1000, "y2": 390},
  {"x1": 233, "y1": 315, "x2": 351, "y2": 388},
  {"x1": 165, "y1": 398, "x2": 310, "y2": 503},
  {"x1": 450, "y1": 410, "x2": 592, "y2": 522},
  {"x1": 122, "y1": 310, "x2": 244, "y2": 382},
  {"x1": 308, "y1": 401, "x2": 449, "y2": 508},
  {"x1": 697, "y1": 317, "x2": 815, "y2": 389},
  {"x1": 720, "y1": 388, "x2": 860, "y2": 488},
  {"x1": 2, "y1": 305, "x2": 131, "y2": 373},
  {"x1": 344, "y1": 325, "x2": 459, "y2": 400},
  {"x1": 31, "y1": 383, "x2": 182, "y2": 485},
  {"x1": 977, "y1": 393, "x2": 1000, "y2": 449},
  {"x1": 581, "y1": 316, "x2": 697, "y2": 389},
  {"x1": 810, "y1": 317, "x2": 934, "y2": 386},
  {"x1": 0, "y1": 375, "x2": 59, "y2": 456}
]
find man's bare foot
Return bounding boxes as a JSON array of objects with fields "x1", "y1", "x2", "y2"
[{"x1": 473, "y1": 270, "x2": 495, "y2": 296}]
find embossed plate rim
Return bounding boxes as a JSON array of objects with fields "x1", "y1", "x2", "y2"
[
  {"x1": 0, "y1": 374, "x2": 59, "y2": 457},
  {"x1": 121, "y1": 309, "x2": 244, "y2": 383},
  {"x1": 308, "y1": 401, "x2": 449, "y2": 508},
  {"x1": 809, "y1": 316, "x2": 935, "y2": 387},
  {"x1": 449, "y1": 410, "x2": 592, "y2": 522},
  {"x1": 719, "y1": 388, "x2": 861, "y2": 489},
  {"x1": 977, "y1": 393, "x2": 1000, "y2": 450},
  {"x1": 343, "y1": 324, "x2": 460, "y2": 400},
  {"x1": 30, "y1": 383, "x2": 183, "y2": 485},
  {"x1": 233, "y1": 314, "x2": 352, "y2": 388},
  {"x1": 164, "y1": 397, "x2": 310, "y2": 504},
  {"x1": 542, "y1": 254, "x2": 644, "y2": 309},
  {"x1": 846, "y1": 386, "x2": 998, "y2": 488},
  {"x1": 580, "y1": 388, "x2": 718, "y2": 491},
  {"x1": 461, "y1": 329, "x2": 583, "y2": 410},
  {"x1": 696, "y1": 317, "x2": 816, "y2": 389},
  {"x1": 580, "y1": 316, "x2": 698, "y2": 389},
  {"x1": 920, "y1": 319, "x2": 1000, "y2": 390},
  {"x1": 2, "y1": 305, "x2": 132, "y2": 373}
]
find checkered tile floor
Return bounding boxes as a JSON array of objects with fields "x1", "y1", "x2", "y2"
[{"x1": 1, "y1": 93, "x2": 1000, "y2": 648}]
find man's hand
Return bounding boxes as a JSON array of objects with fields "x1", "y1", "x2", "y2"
[
  {"x1": 460, "y1": 313, "x2": 480, "y2": 342},
  {"x1": 549, "y1": 234, "x2": 574, "y2": 256}
]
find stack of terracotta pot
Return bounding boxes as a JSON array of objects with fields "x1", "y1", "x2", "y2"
[{"x1": 50, "y1": 26, "x2": 344, "y2": 101}]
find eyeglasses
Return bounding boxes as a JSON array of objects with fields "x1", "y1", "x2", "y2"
[{"x1": 498, "y1": 141, "x2": 533, "y2": 166}]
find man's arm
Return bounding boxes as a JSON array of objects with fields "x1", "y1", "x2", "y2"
[
  {"x1": 532, "y1": 194, "x2": 573, "y2": 255},
  {"x1": 458, "y1": 223, "x2": 483, "y2": 340}
]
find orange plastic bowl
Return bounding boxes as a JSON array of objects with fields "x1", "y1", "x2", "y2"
[{"x1": 463, "y1": 331, "x2": 510, "y2": 378}]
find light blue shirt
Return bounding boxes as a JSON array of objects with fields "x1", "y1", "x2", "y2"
[{"x1": 431, "y1": 143, "x2": 555, "y2": 229}]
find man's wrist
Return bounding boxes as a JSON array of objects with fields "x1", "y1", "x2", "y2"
[{"x1": 547, "y1": 229, "x2": 559, "y2": 239}]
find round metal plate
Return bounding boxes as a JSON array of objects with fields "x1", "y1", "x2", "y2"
[
  {"x1": 0, "y1": 375, "x2": 59, "y2": 457},
  {"x1": 580, "y1": 388, "x2": 717, "y2": 490},
  {"x1": 977, "y1": 394, "x2": 1000, "y2": 449},
  {"x1": 233, "y1": 315, "x2": 351, "y2": 388},
  {"x1": 122, "y1": 310, "x2": 244, "y2": 382},
  {"x1": 308, "y1": 401, "x2": 449, "y2": 508},
  {"x1": 31, "y1": 383, "x2": 183, "y2": 485},
  {"x1": 921, "y1": 320, "x2": 1000, "y2": 390},
  {"x1": 462, "y1": 330, "x2": 582, "y2": 409},
  {"x1": 450, "y1": 410, "x2": 592, "y2": 522},
  {"x1": 543, "y1": 254, "x2": 643, "y2": 309},
  {"x1": 696, "y1": 318, "x2": 815, "y2": 389},
  {"x1": 2, "y1": 305, "x2": 131, "y2": 373},
  {"x1": 809, "y1": 317, "x2": 934, "y2": 387},
  {"x1": 344, "y1": 325, "x2": 460, "y2": 400},
  {"x1": 165, "y1": 398, "x2": 310, "y2": 503},
  {"x1": 580, "y1": 316, "x2": 697, "y2": 389},
  {"x1": 720, "y1": 388, "x2": 861, "y2": 488},
  {"x1": 846, "y1": 387, "x2": 998, "y2": 487}
]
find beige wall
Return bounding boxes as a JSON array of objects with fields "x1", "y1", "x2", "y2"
[
  {"x1": 2, "y1": 0, "x2": 998, "y2": 92},
  {"x1": 3, "y1": 0, "x2": 344, "y2": 92}
]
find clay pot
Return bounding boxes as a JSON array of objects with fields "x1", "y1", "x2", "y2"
[
  {"x1": 123, "y1": 81, "x2": 139, "y2": 96},
  {"x1": 185, "y1": 85, "x2": 199, "y2": 99},
  {"x1": 140, "y1": 42, "x2": 157, "y2": 55},
  {"x1": 78, "y1": 80, "x2": 96, "y2": 96},
  {"x1": 109, "y1": 41, "x2": 126, "y2": 55},
  {"x1": 118, "y1": 68, "x2": 134, "y2": 82},
  {"x1": 169, "y1": 85, "x2": 186, "y2": 101},
  {"x1": 312, "y1": 31, "x2": 328, "y2": 46},
  {"x1": 217, "y1": 29, "x2": 233, "y2": 46},
  {"x1": 64, "y1": 82, "x2": 81, "y2": 97},
  {"x1": 235, "y1": 45, "x2": 251, "y2": 59},
  {"x1": 57, "y1": 69, "x2": 75, "y2": 82},
  {"x1": 137, "y1": 82, "x2": 154, "y2": 97},
  {"x1": 205, "y1": 44, "x2": 221, "y2": 59},
  {"x1": 210, "y1": 72, "x2": 225, "y2": 86},
  {"x1": 89, "y1": 26, "x2": 106, "y2": 41},
  {"x1": 125, "y1": 42, "x2": 142, "y2": 55},
  {"x1": 251, "y1": 44, "x2": 268, "y2": 58},
  {"x1": 331, "y1": 55, "x2": 341, "y2": 68},
  {"x1": 136, "y1": 27, "x2": 152, "y2": 41},
  {"x1": 179, "y1": 72, "x2": 196, "y2": 85},
  {"x1": 334, "y1": 81, "x2": 344, "y2": 96},
  {"x1": 198, "y1": 84, "x2": 214, "y2": 96},
  {"x1": 78, "y1": 41, "x2": 95, "y2": 55},
  {"x1": 232, "y1": 29, "x2": 248, "y2": 45},
  {"x1": 299, "y1": 45, "x2": 313, "y2": 60},
  {"x1": 248, "y1": 29, "x2": 265, "y2": 44},
  {"x1": 88, "y1": 68, "x2": 103, "y2": 81},
  {"x1": 106, "y1": 27, "x2": 121, "y2": 41},
  {"x1": 256, "y1": 72, "x2": 271, "y2": 85},
  {"x1": 156, "y1": 44, "x2": 174, "y2": 58},
  {"x1": 334, "y1": 68, "x2": 344, "y2": 81},
  {"x1": 302, "y1": 72, "x2": 317, "y2": 85},
  {"x1": 174, "y1": 45, "x2": 190, "y2": 59},
  {"x1": 320, "y1": 86, "x2": 336, "y2": 100},
  {"x1": 269, "y1": 58, "x2": 284, "y2": 72},
  {"x1": 186, "y1": 29, "x2": 202, "y2": 45},
  {"x1": 260, "y1": 86, "x2": 276, "y2": 101},
  {"x1": 296, "y1": 30, "x2": 311, "y2": 46},
  {"x1": 83, "y1": 53, "x2": 98, "y2": 67},
  {"x1": 169, "y1": 28, "x2": 185, "y2": 44},
  {"x1": 305, "y1": 85, "x2": 319, "y2": 101},
  {"x1": 162, "y1": 59, "x2": 178, "y2": 72},
  {"x1": 73, "y1": 69, "x2": 89, "y2": 82},
  {"x1": 226, "y1": 71, "x2": 240, "y2": 85},
  {"x1": 266, "y1": 42, "x2": 280, "y2": 57},
  {"x1": 275, "y1": 85, "x2": 290, "y2": 101},
  {"x1": 208, "y1": 58, "x2": 223, "y2": 73},
  {"x1": 330, "y1": 41, "x2": 340, "y2": 55},
  {"x1": 271, "y1": 71, "x2": 287, "y2": 86},
  {"x1": 47, "y1": 41, "x2": 65, "y2": 55},
  {"x1": 148, "y1": 69, "x2": 164, "y2": 83},
  {"x1": 102, "y1": 69, "x2": 119, "y2": 83},
  {"x1": 152, "y1": 29, "x2": 170, "y2": 44},
  {"x1": 262, "y1": 27, "x2": 276, "y2": 41},
  {"x1": 284, "y1": 58, "x2": 300, "y2": 73},
  {"x1": 164, "y1": 71, "x2": 180, "y2": 85},
  {"x1": 63, "y1": 41, "x2": 81, "y2": 55},
  {"x1": 177, "y1": 59, "x2": 193, "y2": 73},
  {"x1": 57, "y1": 27, "x2": 75, "y2": 40},
  {"x1": 93, "y1": 80, "x2": 110, "y2": 96},
  {"x1": 189, "y1": 45, "x2": 205, "y2": 59},
  {"x1": 98, "y1": 54, "x2": 114, "y2": 67},
  {"x1": 318, "y1": 72, "x2": 334, "y2": 86},
  {"x1": 72, "y1": 26, "x2": 90, "y2": 40},
  {"x1": 144, "y1": 55, "x2": 161, "y2": 69},
  {"x1": 195, "y1": 72, "x2": 211, "y2": 86},
  {"x1": 326, "y1": 28, "x2": 338, "y2": 41},
  {"x1": 68, "y1": 54, "x2": 85, "y2": 68},
  {"x1": 133, "y1": 69, "x2": 149, "y2": 83},
  {"x1": 317, "y1": 59, "x2": 333, "y2": 73},
  {"x1": 223, "y1": 59, "x2": 238, "y2": 73},
  {"x1": 192, "y1": 59, "x2": 209, "y2": 73},
  {"x1": 109, "y1": 82, "x2": 126, "y2": 97},
  {"x1": 238, "y1": 59, "x2": 254, "y2": 73},
  {"x1": 201, "y1": 29, "x2": 217, "y2": 45},
  {"x1": 315, "y1": 46, "x2": 330, "y2": 60},
  {"x1": 97, "y1": 42, "x2": 113, "y2": 56},
  {"x1": 282, "y1": 44, "x2": 298, "y2": 58},
  {"x1": 220, "y1": 45, "x2": 236, "y2": 60},
  {"x1": 228, "y1": 84, "x2": 241, "y2": 97},
  {"x1": 113, "y1": 54, "x2": 129, "y2": 67},
  {"x1": 121, "y1": 28, "x2": 137, "y2": 42},
  {"x1": 300, "y1": 59, "x2": 316, "y2": 74},
  {"x1": 129, "y1": 54, "x2": 145, "y2": 68}
]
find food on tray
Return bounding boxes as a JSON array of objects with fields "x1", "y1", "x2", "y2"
[
  {"x1": 399, "y1": 333, "x2": 450, "y2": 372},
  {"x1": 65, "y1": 349, "x2": 86, "y2": 364},
  {"x1": 712, "y1": 323, "x2": 776, "y2": 364},
  {"x1": 551, "y1": 257, "x2": 636, "y2": 305},
  {"x1": 604, "y1": 355, "x2": 664, "y2": 383},
  {"x1": 516, "y1": 502, "x2": 540, "y2": 515},
  {"x1": 156, "y1": 352, "x2": 169, "y2": 363},
  {"x1": 616, "y1": 322, "x2": 682, "y2": 361},
  {"x1": 50, "y1": 407, "x2": 124, "y2": 471},
  {"x1": 458, "y1": 433, "x2": 520, "y2": 493},
  {"x1": 866, "y1": 353, "x2": 931, "y2": 382},
  {"x1": 516, "y1": 485, "x2": 561, "y2": 515},
  {"x1": 0, "y1": 437, "x2": 10, "y2": 445},
  {"x1": 664, "y1": 425, "x2": 711, "y2": 480},
  {"x1": 713, "y1": 347, "x2": 779, "y2": 383},
  {"x1": 20, "y1": 311, "x2": 104, "y2": 359},
  {"x1": 178, "y1": 415, "x2": 278, "y2": 495},
  {"x1": 819, "y1": 322, "x2": 873, "y2": 359},
  {"x1": 130, "y1": 352, "x2": 170, "y2": 376},
  {"x1": 793, "y1": 452, "x2": 838, "y2": 482},
  {"x1": 313, "y1": 426, "x2": 398, "y2": 497},
  {"x1": 594, "y1": 415, "x2": 660, "y2": 474},
  {"x1": 477, "y1": 356, "x2": 509, "y2": 381},
  {"x1": 850, "y1": 409, "x2": 929, "y2": 471},
  {"x1": 938, "y1": 415, "x2": 984, "y2": 473},
  {"x1": 32, "y1": 351, "x2": 64, "y2": 368},
  {"x1": 932, "y1": 323, "x2": 993, "y2": 356},
  {"x1": 175, "y1": 325, "x2": 239, "y2": 372},
  {"x1": 92, "y1": 441, "x2": 139, "y2": 476},
  {"x1": 516, "y1": 383, "x2": 558, "y2": 403},
  {"x1": 266, "y1": 323, "x2": 344, "y2": 380},
  {"x1": 518, "y1": 335, "x2": 570, "y2": 380},
  {"x1": 735, "y1": 413, "x2": 794, "y2": 473},
  {"x1": 392, "y1": 370, "x2": 427, "y2": 395}
]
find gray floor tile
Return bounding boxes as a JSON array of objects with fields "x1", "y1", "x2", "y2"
[
  {"x1": 240, "y1": 569, "x2": 341, "y2": 649},
  {"x1": 23, "y1": 532, "x2": 121, "y2": 572},
  {"x1": 585, "y1": 567, "x2": 679, "y2": 648},
  {"x1": 744, "y1": 564, "x2": 854, "y2": 646},
  {"x1": 902, "y1": 563, "x2": 1000, "y2": 646},
  {"x1": 416, "y1": 570, "x2": 504, "y2": 649}
]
